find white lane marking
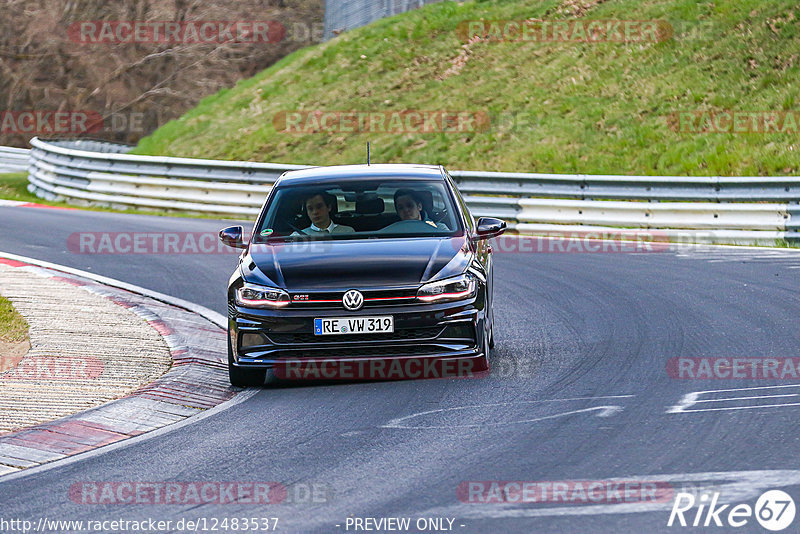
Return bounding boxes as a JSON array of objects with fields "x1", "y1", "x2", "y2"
[
  {"x1": 694, "y1": 394, "x2": 798, "y2": 403},
  {"x1": 706, "y1": 258, "x2": 800, "y2": 263},
  {"x1": 681, "y1": 383, "x2": 800, "y2": 394},
  {"x1": 668, "y1": 385, "x2": 800, "y2": 414},
  {"x1": 419, "y1": 470, "x2": 800, "y2": 519},
  {"x1": 670, "y1": 402, "x2": 800, "y2": 414},
  {"x1": 675, "y1": 246, "x2": 800, "y2": 270},
  {"x1": 0, "y1": 199, "x2": 26, "y2": 207},
  {"x1": 382, "y1": 396, "x2": 632, "y2": 429}
]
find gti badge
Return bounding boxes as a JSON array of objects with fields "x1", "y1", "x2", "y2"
[{"x1": 342, "y1": 289, "x2": 364, "y2": 311}]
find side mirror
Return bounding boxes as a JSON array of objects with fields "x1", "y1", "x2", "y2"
[
  {"x1": 219, "y1": 226, "x2": 247, "y2": 249},
  {"x1": 473, "y1": 217, "x2": 507, "y2": 240}
]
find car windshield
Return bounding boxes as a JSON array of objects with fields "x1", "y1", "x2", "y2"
[{"x1": 253, "y1": 179, "x2": 462, "y2": 241}]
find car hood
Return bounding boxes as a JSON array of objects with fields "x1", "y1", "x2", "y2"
[{"x1": 242, "y1": 237, "x2": 471, "y2": 290}]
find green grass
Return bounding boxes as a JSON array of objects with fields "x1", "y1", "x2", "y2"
[
  {"x1": 0, "y1": 172, "x2": 240, "y2": 219},
  {"x1": 132, "y1": 0, "x2": 800, "y2": 176},
  {"x1": 0, "y1": 295, "x2": 27, "y2": 343},
  {"x1": 0, "y1": 172, "x2": 83, "y2": 208}
]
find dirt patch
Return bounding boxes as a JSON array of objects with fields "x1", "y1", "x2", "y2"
[
  {"x1": 559, "y1": 0, "x2": 608, "y2": 17},
  {"x1": 0, "y1": 338, "x2": 29, "y2": 373},
  {"x1": 436, "y1": 35, "x2": 483, "y2": 81}
]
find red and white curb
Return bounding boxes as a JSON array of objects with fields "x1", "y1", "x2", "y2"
[
  {"x1": 0, "y1": 254, "x2": 245, "y2": 477},
  {"x1": 0, "y1": 263, "x2": 172, "y2": 434},
  {"x1": 0, "y1": 199, "x2": 75, "y2": 210}
]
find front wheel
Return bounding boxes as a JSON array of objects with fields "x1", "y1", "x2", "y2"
[{"x1": 228, "y1": 332, "x2": 266, "y2": 387}]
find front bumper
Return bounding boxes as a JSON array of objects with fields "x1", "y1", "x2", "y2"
[{"x1": 228, "y1": 297, "x2": 487, "y2": 378}]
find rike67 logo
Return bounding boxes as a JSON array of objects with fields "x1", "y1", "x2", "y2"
[{"x1": 668, "y1": 490, "x2": 796, "y2": 531}]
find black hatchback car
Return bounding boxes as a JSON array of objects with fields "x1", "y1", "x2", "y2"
[{"x1": 219, "y1": 164, "x2": 506, "y2": 386}]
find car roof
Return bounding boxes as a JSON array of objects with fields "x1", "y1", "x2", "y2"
[{"x1": 275, "y1": 164, "x2": 445, "y2": 186}]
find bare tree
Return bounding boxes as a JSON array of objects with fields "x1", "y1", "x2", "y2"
[{"x1": 0, "y1": 0, "x2": 323, "y2": 146}]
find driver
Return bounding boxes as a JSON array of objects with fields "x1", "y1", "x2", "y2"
[{"x1": 295, "y1": 191, "x2": 354, "y2": 235}]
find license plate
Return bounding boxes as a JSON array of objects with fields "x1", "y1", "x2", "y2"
[{"x1": 314, "y1": 316, "x2": 394, "y2": 336}]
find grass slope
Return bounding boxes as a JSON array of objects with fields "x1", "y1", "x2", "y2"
[
  {"x1": 0, "y1": 295, "x2": 27, "y2": 343},
  {"x1": 134, "y1": 0, "x2": 800, "y2": 176}
]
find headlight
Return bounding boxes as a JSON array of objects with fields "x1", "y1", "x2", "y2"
[
  {"x1": 417, "y1": 273, "x2": 476, "y2": 303},
  {"x1": 236, "y1": 283, "x2": 290, "y2": 308}
]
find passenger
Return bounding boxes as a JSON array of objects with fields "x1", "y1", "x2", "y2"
[
  {"x1": 295, "y1": 191, "x2": 354, "y2": 235},
  {"x1": 393, "y1": 189, "x2": 448, "y2": 230}
]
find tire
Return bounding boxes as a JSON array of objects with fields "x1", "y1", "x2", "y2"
[
  {"x1": 228, "y1": 332, "x2": 266, "y2": 387},
  {"x1": 488, "y1": 318, "x2": 495, "y2": 350},
  {"x1": 474, "y1": 319, "x2": 491, "y2": 372}
]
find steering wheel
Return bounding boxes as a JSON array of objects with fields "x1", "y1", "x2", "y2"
[{"x1": 379, "y1": 219, "x2": 444, "y2": 233}]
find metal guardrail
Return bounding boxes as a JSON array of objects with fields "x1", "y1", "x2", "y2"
[
  {"x1": 0, "y1": 146, "x2": 31, "y2": 173},
  {"x1": 27, "y1": 138, "x2": 307, "y2": 216},
  {"x1": 19, "y1": 137, "x2": 800, "y2": 245}
]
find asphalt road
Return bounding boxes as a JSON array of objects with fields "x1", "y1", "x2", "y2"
[{"x1": 1, "y1": 205, "x2": 800, "y2": 533}]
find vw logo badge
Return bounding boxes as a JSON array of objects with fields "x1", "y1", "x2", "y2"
[{"x1": 342, "y1": 289, "x2": 364, "y2": 311}]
